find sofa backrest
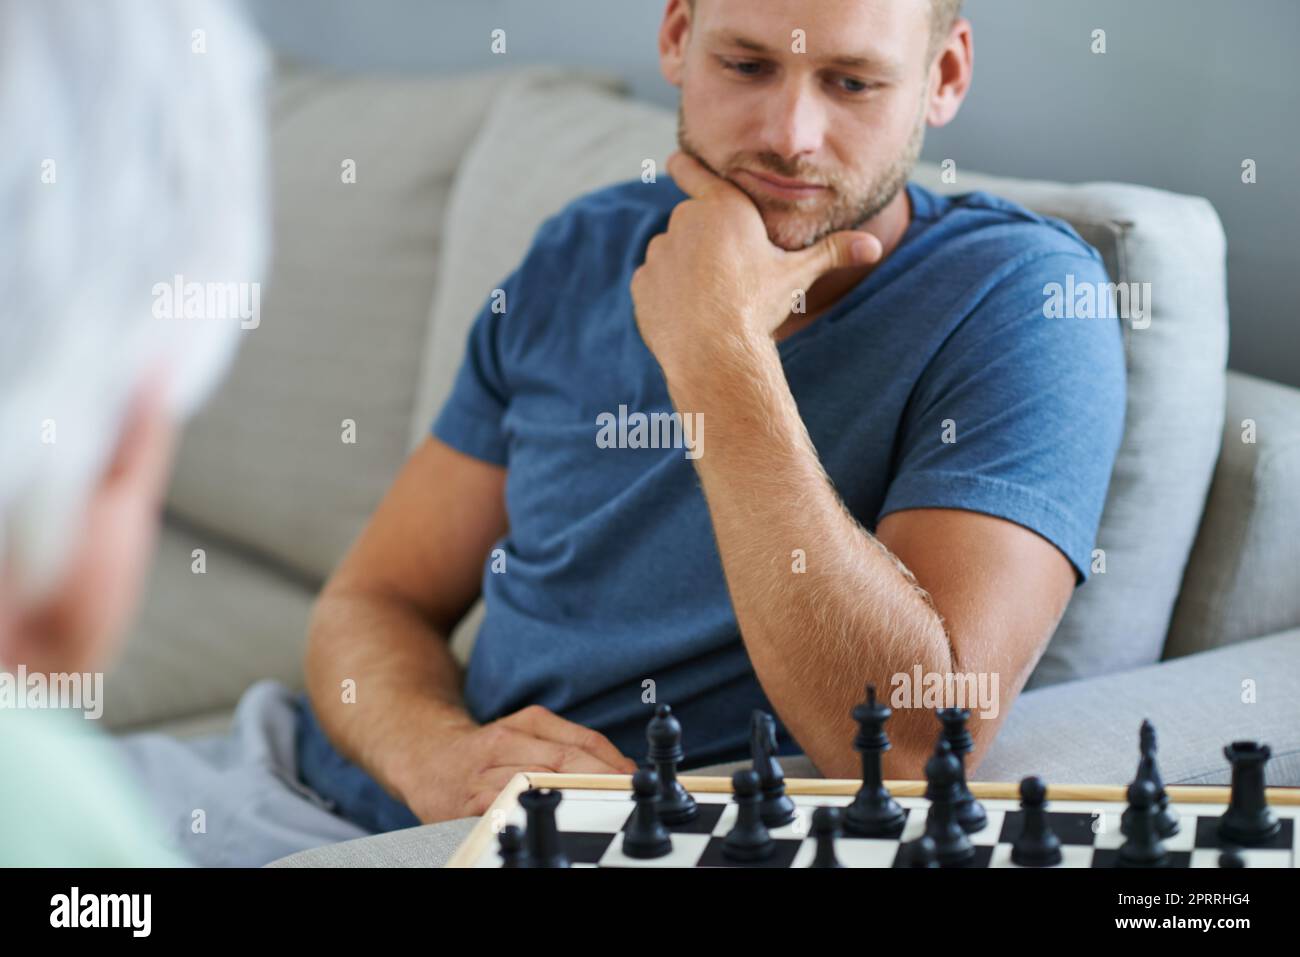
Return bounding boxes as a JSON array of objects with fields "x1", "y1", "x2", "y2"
[
  {"x1": 423, "y1": 76, "x2": 1229, "y2": 686},
  {"x1": 163, "y1": 65, "x2": 527, "y2": 584}
]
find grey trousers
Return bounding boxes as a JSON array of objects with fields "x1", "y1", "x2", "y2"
[{"x1": 268, "y1": 628, "x2": 1300, "y2": 868}]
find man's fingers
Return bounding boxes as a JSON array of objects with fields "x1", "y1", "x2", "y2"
[
  {"x1": 467, "y1": 766, "x2": 539, "y2": 817},
  {"x1": 666, "y1": 150, "x2": 731, "y2": 200},
  {"x1": 500, "y1": 706, "x2": 637, "y2": 771},
  {"x1": 529, "y1": 741, "x2": 631, "y2": 775},
  {"x1": 789, "y1": 229, "x2": 884, "y2": 287},
  {"x1": 485, "y1": 731, "x2": 628, "y2": 775}
]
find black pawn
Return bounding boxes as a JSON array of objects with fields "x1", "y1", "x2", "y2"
[
  {"x1": 723, "y1": 769, "x2": 775, "y2": 862},
  {"x1": 937, "y1": 708, "x2": 987, "y2": 834},
  {"x1": 923, "y1": 739, "x2": 976, "y2": 867},
  {"x1": 751, "y1": 710, "x2": 796, "y2": 828},
  {"x1": 1218, "y1": 741, "x2": 1280, "y2": 846},
  {"x1": 517, "y1": 788, "x2": 569, "y2": 868},
  {"x1": 1218, "y1": 845, "x2": 1246, "y2": 868},
  {"x1": 844, "y1": 683, "x2": 906, "y2": 838},
  {"x1": 808, "y1": 806, "x2": 844, "y2": 868},
  {"x1": 901, "y1": 835, "x2": 939, "y2": 868},
  {"x1": 622, "y1": 769, "x2": 672, "y2": 859},
  {"x1": 1117, "y1": 779, "x2": 1169, "y2": 868},
  {"x1": 646, "y1": 704, "x2": 698, "y2": 825},
  {"x1": 497, "y1": 824, "x2": 524, "y2": 868},
  {"x1": 1011, "y1": 776, "x2": 1062, "y2": 867},
  {"x1": 1126, "y1": 720, "x2": 1178, "y2": 838}
]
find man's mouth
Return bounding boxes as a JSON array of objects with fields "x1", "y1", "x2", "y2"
[{"x1": 734, "y1": 168, "x2": 829, "y2": 201}]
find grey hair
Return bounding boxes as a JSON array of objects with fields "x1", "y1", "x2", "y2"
[{"x1": 0, "y1": 0, "x2": 268, "y2": 600}]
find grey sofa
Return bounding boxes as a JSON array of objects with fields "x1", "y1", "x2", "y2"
[{"x1": 108, "y1": 68, "x2": 1300, "y2": 806}]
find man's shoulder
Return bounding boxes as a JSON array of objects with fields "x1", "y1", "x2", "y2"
[
  {"x1": 536, "y1": 177, "x2": 686, "y2": 247},
  {"x1": 907, "y1": 182, "x2": 1104, "y2": 272}
]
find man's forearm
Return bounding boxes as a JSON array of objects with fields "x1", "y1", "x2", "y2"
[
  {"x1": 664, "y1": 333, "x2": 956, "y2": 778},
  {"x1": 304, "y1": 589, "x2": 473, "y2": 803}
]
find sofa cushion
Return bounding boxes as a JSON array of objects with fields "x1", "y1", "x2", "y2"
[
  {"x1": 1165, "y1": 371, "x2": 1300, "y2": 658},
  {"x1": 106, "y1": 518, "x2": 314, "y2": 731},
  {"x1": 975, "y1": 629, "x2": 1300, "y2": 787},
  {"x1": 424, "y1": 79, "x2": 1227, "y2": 686},
  {"x1": 164, "y1": 65, "x2": 520, "y2": 584}
]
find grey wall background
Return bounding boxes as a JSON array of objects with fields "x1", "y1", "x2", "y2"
[{"x1": 245, "y1": 0, "x2": 1299, "y2": 387}]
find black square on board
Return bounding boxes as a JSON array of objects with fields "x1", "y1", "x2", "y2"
[
  {"x1": 559, "y1": 831, "x2": 619, "y2": 865},
  {"x1": 621, "y1": 800, "x2": 727, "y2": 836},
  {"x1": 998, "y1": 810, "x2": 1100, "y2": 846},
  {"x1": 1091, "y1": 848, "x2": 1192, "y2": 868},
  {"x1": 696, "y1": 837, "x2": 803, "y2": 868},
  {"x1": 1194, "y1": 815, "x2": 1292, "y2": 851}
]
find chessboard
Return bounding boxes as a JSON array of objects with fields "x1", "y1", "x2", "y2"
[{"x1": 446, "y1": 773, "x2": 1300, "y2": 868}]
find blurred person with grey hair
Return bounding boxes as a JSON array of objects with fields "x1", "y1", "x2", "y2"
[{"x1": 0, "y1": 0, "x2": 267, "y2": 864}]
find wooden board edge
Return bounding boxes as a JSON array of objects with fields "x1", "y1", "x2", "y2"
[
  {"x1": 444, "y1": 770, "x2": 535, "y2": 868},
  {"x1": 514, "y1": 773, "x2": 1300, "y2": 806}
]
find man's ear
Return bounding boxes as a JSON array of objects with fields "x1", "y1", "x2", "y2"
[
  {"x1": 926, "y1": 17, "x2": 973, "y2": 128},
  {"x1": 658, "y1": 0, "x2": 693, "y2": 88},
  {"x1": 0, "y1": 369, "x2": 177, "y2": 676}
]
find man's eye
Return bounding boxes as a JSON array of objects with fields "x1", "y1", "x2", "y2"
[
  {"x1": 837, "y1": 77, "x2": 875, "y2": 95},
  {"x1": 722, "y1": 59, "x2": 767, "y2": 77}
]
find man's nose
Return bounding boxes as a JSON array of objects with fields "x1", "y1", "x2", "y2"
[{"x1": 757, "y1": 79, "x2": 827, "y2": 160}]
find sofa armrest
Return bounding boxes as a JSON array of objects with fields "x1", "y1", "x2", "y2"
[{"x1": 1164, "y1": 371, "x2": 1300, "y2": 659}]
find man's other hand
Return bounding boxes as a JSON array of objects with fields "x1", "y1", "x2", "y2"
[{"x1": 403, "y1": 704, "x2": 637, "y2": 823}]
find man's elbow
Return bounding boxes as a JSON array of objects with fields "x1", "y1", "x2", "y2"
[{"x1": 805, "y1": 740, "x2": 928, "y2": 781}]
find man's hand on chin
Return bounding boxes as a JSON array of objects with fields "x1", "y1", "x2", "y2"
[
  {"x1": 629, "y1": 151, "x2": 883, "y2": 382},
  {"x1": 398, "y1": 705, "x2": 636, "y2": 823}
]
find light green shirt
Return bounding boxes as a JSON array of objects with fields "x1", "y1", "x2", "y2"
[{"x1": 0, "y1": 708, "x2": 186, "y2": 866}]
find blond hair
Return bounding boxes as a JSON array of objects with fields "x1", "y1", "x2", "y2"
[{"x1": 685, "y1": 0, "x2": 963, "y2": 60}]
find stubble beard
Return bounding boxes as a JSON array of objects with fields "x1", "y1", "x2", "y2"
[{"x1": 676, "y1": 103, "x2": 926, "y2": 251}]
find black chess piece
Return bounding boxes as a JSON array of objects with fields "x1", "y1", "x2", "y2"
[
  {"x1": 808, "y1": 806, "x2": 844, "y2": 868},
  {"x1": 1218, "y1": 741, "x2": 1280, "y2": 846},
  {"x1": 936, "y1": 708, "x2": 987, "y2": 834},
  {"x1": 723, "y1": 769, "x2": 776, "y2": 862},
  {"x1": 843, "y1": 683, "x2": 907, "y2": 838},
  {"x1": 901, "y1": 835, "x2": 939, "y2": 868},
  {"x1": 622, "y1": 768, "x2": 673, "y2": 859},
  {"x1": 923, "y1": 739, "x2": 976, "y2": 867},
  {"x1": 751, "y1": 710, "x2": 796, "y2": 828},
  {"x1": 1010, "y1": 776, "x2": 1062, "y2": 867},
  {"x1": 517, "y1": 788, "x2": 570, "y2": 868},
  {"x1": 497, "y1": 824, "x2": 525, "y2": 868},
  {"x1": 1218, "y1": 845, "x2": 1246, "y2": 868},
  {"x1": 1117, "y1": 779, "x2": 1170, "y2": 868},
  {"x1": 646, "y1": 704, "x2": 699, "y2": 825},
  {"x1": 1124, "y1": 720, "x2": 1179, "y2": 839}
]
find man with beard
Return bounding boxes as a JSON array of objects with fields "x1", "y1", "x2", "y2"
[{"x1": 295, "y1": 0, "x2": 1125, "y2": 832}]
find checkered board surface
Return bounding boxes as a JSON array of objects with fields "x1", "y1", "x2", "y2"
[{"x1": 453, "y1": 774, "x2": 1300, "y2": 868}]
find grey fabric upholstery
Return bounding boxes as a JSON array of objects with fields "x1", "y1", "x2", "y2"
[
  {"x1": 105, "y1": 518, "x2": 313, "y2": 731},
  {"x1": 267, "y1": 818, "x2": 477, "y2": 868},
  {"x1": 1165, "y1": 371, "x2": 1300, "y2": 659},
  {"x1": 975, "y1": 628, "x2": 1300, "y2": 786},
  {"x1": 164, "y1": 67, "x2": 517, "y2": 586}
]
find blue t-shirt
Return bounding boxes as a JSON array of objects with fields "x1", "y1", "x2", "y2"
[{"x1": 432, "y1": 178, "x2": 1125, "y2": 768}]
